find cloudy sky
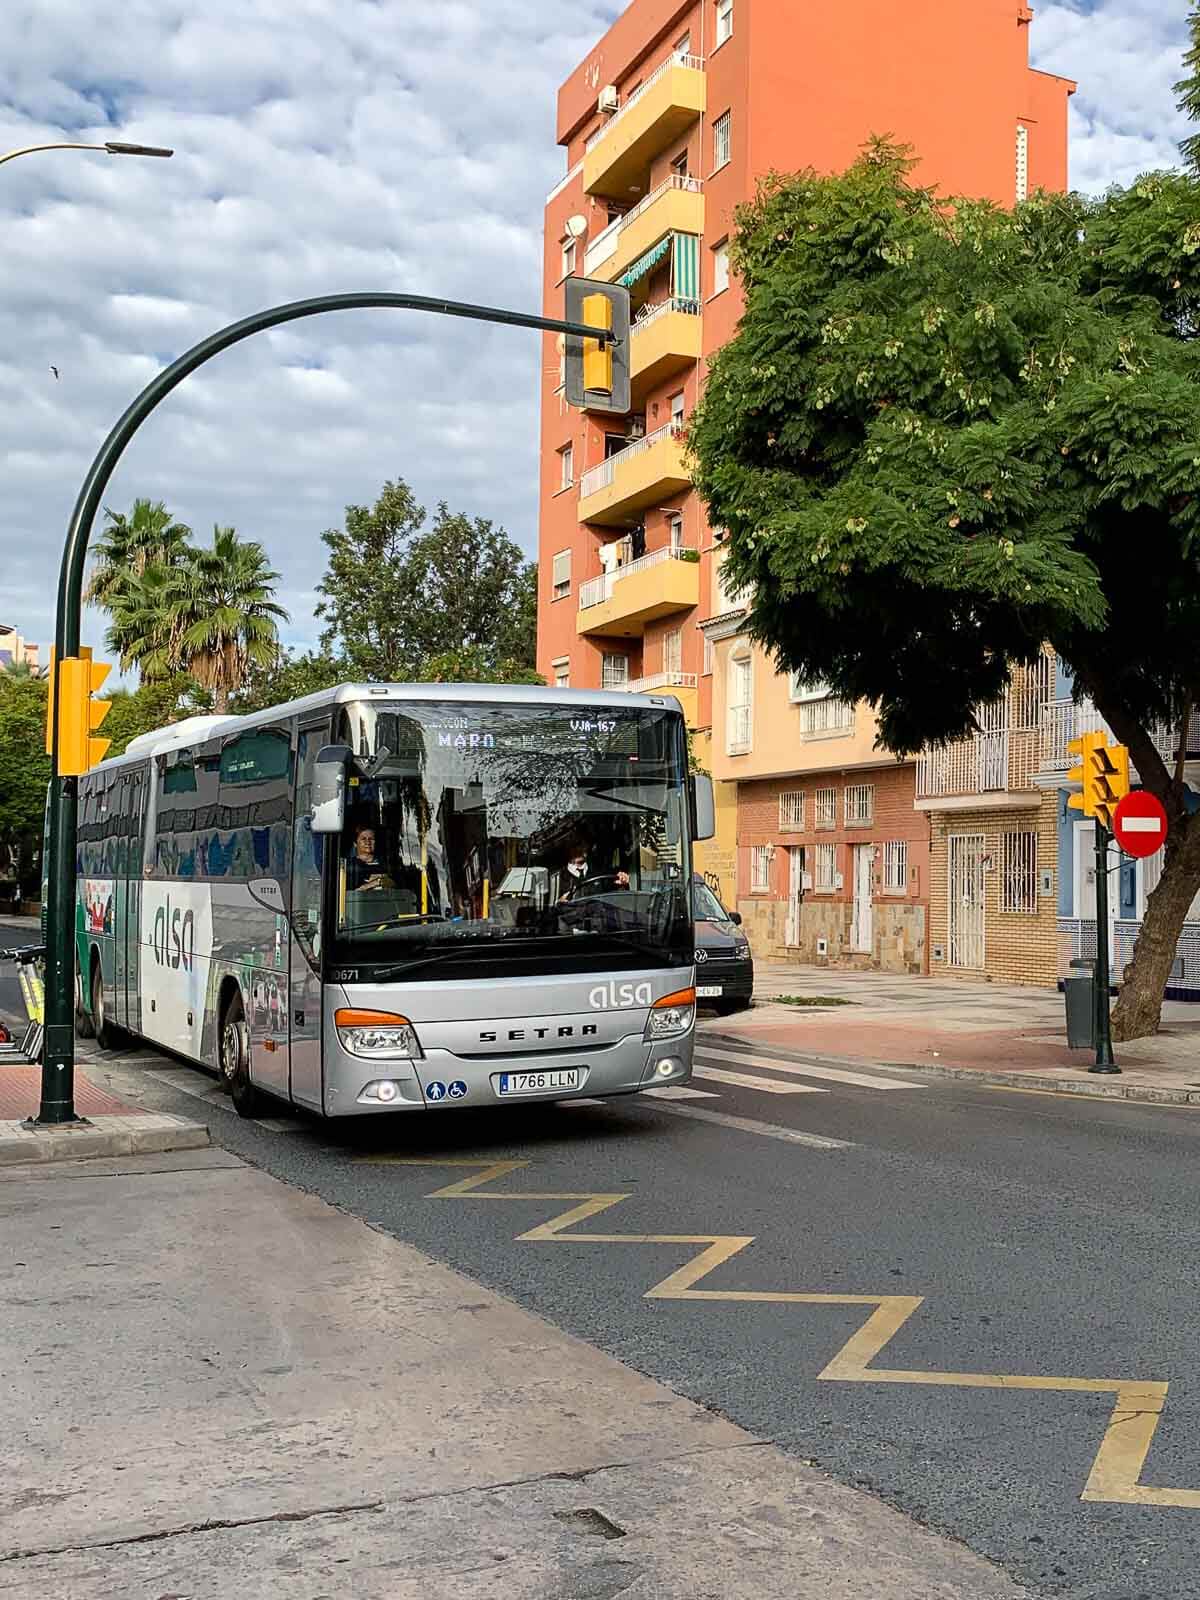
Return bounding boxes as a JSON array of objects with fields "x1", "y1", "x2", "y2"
[{"x1": 0, "y1": 0, "x2": 1192, "y2": 664}]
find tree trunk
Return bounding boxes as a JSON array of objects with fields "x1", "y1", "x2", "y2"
[
  {"x1": 212, "y1": 686, "x2": 229, "y2": 714},
  {"x1": 1111, "y1": 810, "x2": 1200, "y2": 1041}
]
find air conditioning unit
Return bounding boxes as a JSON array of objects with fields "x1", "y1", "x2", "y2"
[
  {"x1": 598, "y1": 85, "x2": 620, "y2": 113},
  {"x1": 627, "y1": 421, "x2": 645, "y2": 440}
]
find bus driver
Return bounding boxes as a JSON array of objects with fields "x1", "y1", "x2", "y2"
[{"x1": 346, "y1": 824, "x2": 393, "y2": 893}]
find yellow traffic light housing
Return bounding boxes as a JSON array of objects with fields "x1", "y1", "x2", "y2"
[
  {"x1": 581, "y1": 292, "x2": 613, "y2": 395},
  {"x1": 1067, "y1": 730, "x2": 1130, "y2": 831},
  {"x1": 56, "y1": 654, "x2": 112, "y2": 775},
  {"x1": 563, "y1": 276, "x2": 630, "y2": 414}
]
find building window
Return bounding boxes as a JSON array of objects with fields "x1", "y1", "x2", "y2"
[
  {"x1": 799, "y1": 696, "x2": 854, "y2": 737},
  {"x1": 713, "y1": 112, "x2": 731, "y2": 172},
  {"x1": 663, "y1": 627, "x2": 683, "y2": 676},
  {"x1": 883, "y1": 840, "x2": 908, "y2": 894},
  {"x1": 1015, "y1": 124, "x2": 1029, "y2": 204},
  {"x1": 562, "y1": 236, "x2": 577, "y2": 279},
  {"x1": 1001, "y1": 830, "x2": 1038, "y2": 914},
  {"x1": 845, "y1": 784, "x2": 874, "y2": 826},
  {"x1": 713, "y1": 240, "x2": 730, "y2": 296},
  {"x1": 715, "y1": 0, "x2": 733, "y2": 47},
  {"x1": 779, "y1": 791, "x2": 805, "y2": 831},
  {"x1": 552, "y1": 549, "x2": 571, "y2": 601},
  {"x1": 702, "y1": 632, "x2": 714, "y2": 676},
  {"x1": 551, "y1": 656, "x2": 570, "y2": 689},
  {"x1": 601, "y1": 652, "x2": 629, "y2": 689},
  {"x1": 728, "y1": 653, "x2": 752, "y2": 752},
  {"x1": 814, "y1": 843, "x2": 837, "y2": 893},
  {"x1": 750, "y1": 845, "x2": 772, "y2": 894},
  {"x1": 559, "y1": 443, "x2": 574, "y2": 490},
  {"x1": 814, "y1": 787, "x2": 836, "y2": 830},
  {"x1": 674, "y1": 31, "x2": 692, "y2": 59},
  {"x1": 714, "y1": 550, "x2": 745, "y2": 615},
  {"x1": 672, "y1": 150, "x2": 690, "y2": 180},
  {"x1": 667, "y1": 512, "x2": 684, "y2": 551},
  {"x1": 670, "y1": 391, "x2": 685, "y2": 432}
]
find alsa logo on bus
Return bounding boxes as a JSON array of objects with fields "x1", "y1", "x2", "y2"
[
  {"x1": 151, "y1": 896, "x2": 195, "y2": 971},
  {"x1": 589, "y1": 980, "x2": 653, "y2": 1011}
]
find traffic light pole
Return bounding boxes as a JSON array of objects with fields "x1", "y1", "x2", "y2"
[
  {"x1": 1090, "y1": 818, "x2": 1120, "y2": 1075},
  {"x1": 34, "y1": 291, "x2": 619, "y2": 1127}
]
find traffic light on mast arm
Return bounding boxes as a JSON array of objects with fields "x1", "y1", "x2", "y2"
[
  {"x1": 53, "y1": 650, "x2": 113, "y2": 776},
  {"x1": 563, "y1": 276, "x2": 630, "y2": 415},
  {"x1": 1067, "y1": 731, "x2": 1130, "y2": 832}
]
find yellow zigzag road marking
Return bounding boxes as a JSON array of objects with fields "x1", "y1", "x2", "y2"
[{"x1": 370, "y1": 1157, "x2": 1195, "y2": 1509}]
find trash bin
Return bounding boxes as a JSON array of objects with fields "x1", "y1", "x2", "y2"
[{"x1": 1065, "y1": 958, "x2": 1095, "y2": 1049}]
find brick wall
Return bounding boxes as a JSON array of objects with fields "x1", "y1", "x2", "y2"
[
  {"x1": 927, "y1": 792, "x2": 1059, "y2": 987},
  {"x1": 734, "y1": 762, "x2": 930, "y2": 974}
]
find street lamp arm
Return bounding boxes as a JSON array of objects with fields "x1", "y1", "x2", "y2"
[
  {"x1": 0, "y1": 142, "x2": 110, "y2": 166},
  {"x1": 0, "y1": 141, "x2": 174, "y2": 166}
]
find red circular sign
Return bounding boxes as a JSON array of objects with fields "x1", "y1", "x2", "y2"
[{"x1": 1113, "y1": 791, "x2": 1169, "y2": 859}]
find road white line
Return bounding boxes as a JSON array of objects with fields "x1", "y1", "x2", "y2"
[
  {"x1": 696, "y1": 1048, "x2": 925, "y2": 1091},
  {"x1": 145, "y1": 1067, "x2": 226, "y2": 1106},
  {"x1": 692, "y1": 1065, "x2": 827, "y2": 1095},
  {"x1": 646, "y1": 1101, "x2": 852, "y2": 1149},
  {"x1": 642, "y1": 1085, "x2": 721, "y2": 1101}
]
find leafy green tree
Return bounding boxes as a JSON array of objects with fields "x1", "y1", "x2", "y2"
[
  {"x1": 0, "y1": 673, "x2": 50, "y2": 884},
  {"x1": 164, "y1": 527, "x2": 288, "y2": 713},
  {"x1": 688, "y1": 141, "x2": 1200, "y2": 1040},
  {"x1": 1178, "y1": 6, "x2": 1200, "y2": 174},
  {"x1": 232, "y1": 648, "x2": 347, "y2": 714},
  {"x1": 415, "y1": 645, "x2": 543, "y2": 686},
  {"x1": 103, "y1": 677, "x2": 194, "y2": 758},
  {"x1": 315, "y1": 481, "x2": 537, "y2": 681}
]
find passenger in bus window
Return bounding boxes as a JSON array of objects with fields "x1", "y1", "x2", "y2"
[{"x1": 346, "y1": 824, "x2": 393, "y2": 892}]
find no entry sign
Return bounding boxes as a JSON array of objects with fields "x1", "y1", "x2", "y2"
[{"x1": 1112, "y1": 791, "x2": 1168, "y2": 859}]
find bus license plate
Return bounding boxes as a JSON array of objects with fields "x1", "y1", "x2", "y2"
[
  {"x1": 696, "y1": 985, "x2": 722, "y2": 998},
  {"x1": 497, "y1": 1069, "x2": 581, "y2": 1097}
]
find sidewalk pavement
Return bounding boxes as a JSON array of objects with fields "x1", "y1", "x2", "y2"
[
  {"x1": 0, "y1": 1146, "x2": 1028, "y2": 1600},
  {"x1": 700, "y1": 963, "x2": 1200, "y2": 1105},
  {"x1": 0, "y1": 1036, "x2": 209, "y2": 1164}
]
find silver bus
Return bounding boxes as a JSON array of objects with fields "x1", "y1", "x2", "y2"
[{"x1": 74, "y1": 684, "x2": 713, "y2": 1118}]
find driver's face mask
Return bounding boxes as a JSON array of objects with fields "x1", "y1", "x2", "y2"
[{"x1": 567, "y1": 859, "x2": 587, "y2": 878}]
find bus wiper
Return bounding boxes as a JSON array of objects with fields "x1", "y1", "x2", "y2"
[{"x1": 351, "y1": 912, "x2": 450, "y2": 933}]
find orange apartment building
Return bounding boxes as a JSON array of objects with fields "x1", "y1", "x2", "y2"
[{"x1": 537, "y1": 0, "x2": 1073, "y2": 958}]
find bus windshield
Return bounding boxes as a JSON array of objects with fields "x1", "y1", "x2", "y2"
[{"x1": 330, "y1": 699, "x2": 692, "y2": 975}]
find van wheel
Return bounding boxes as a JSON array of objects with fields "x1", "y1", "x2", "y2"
[
  {"x1": 91, "y1": 962, "x2": 120, "y2": 1050},
  {"x1": 220, "y1": 992, "x2": 263, "y2": 1119}
]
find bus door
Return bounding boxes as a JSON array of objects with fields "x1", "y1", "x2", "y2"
[
  {"x1": 122, "y1": 768, "x2": 146, "y2": 1033},
  {"x1": 288, "y1": 721, "x2": 329, "y2": 1112}
]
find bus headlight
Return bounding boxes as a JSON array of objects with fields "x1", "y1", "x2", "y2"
[
  {"x1": 643, "y1": 987, "x2": 696, "y2": 1042},
  {"x1": 335, "y1": 1008, "x2": 424, "y2": 1060}
]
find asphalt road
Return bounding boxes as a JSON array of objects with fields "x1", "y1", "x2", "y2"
[{"x1": 65, "y1": 1022, "x2": 1200, "y2": 1598}]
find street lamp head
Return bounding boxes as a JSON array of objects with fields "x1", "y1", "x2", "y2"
[{"x1": 103, "y1": 142, "x2": 174, "y2": 159}]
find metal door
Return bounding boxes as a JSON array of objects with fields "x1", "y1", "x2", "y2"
[
  {"x1": 122, "y1": 770, "x2": 145, "y2": 1032},
  {"x1": 851, "y1": 844, "x2": 874, "y2": 954},
  {"x1": 948, "y1": 833, "x2": 986, "y2": 969},
  {"x1": 786, "y1": 846, "x2": 805, "y2": 946},
  {"x1": 977, "y1": 702, "x2": 1008, "y2": 792},
  {"x1": 289, "y1": 722, "x2": 330, "y2": 1112}
]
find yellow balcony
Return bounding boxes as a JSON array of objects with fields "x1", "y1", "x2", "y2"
[
  {"x1": 626, "y1": 671, "x2": 700, "y2": 727},
  {"x1": 583, "y1": 176, "x2": 704, "y2": 286},
  {"x1": 619, "y1": 299, "x2": 702, "y2": 409},
  {"x1": 577, "y1": 549, "x2": 700, "y2": 639},
  {"x1": 577, "y1": 422, "x2": 691, "y2": 527},
  {"x1": 583, "y1": 57, "x2": 706, "y2": 199}
]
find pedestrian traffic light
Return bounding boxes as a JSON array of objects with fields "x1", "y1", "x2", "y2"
[
  {"x1": 1067, "y1": 731, "x2": 1130, "y2": 831},
  {"x1": 564, "y1": 276, "x2": 630, "y2": 415},
  {"x1": 56, "y1": 653, "x2": 112, "y2": 775}
]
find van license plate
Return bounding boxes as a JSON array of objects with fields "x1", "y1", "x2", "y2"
[
  {"x1": 696, "y1": 985, "x2": 722, "y2": 998},
  {"x1": 497, "y1": 1069, "x2": 581, "y2": 1097}
]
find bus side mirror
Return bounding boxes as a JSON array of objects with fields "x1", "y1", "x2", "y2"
[
  {"x1": 692, "y1": 774, "x2": 715, "y2": 841},
  {"x1": 312, "y1": 745, "x2": 352, "y2": 834}
]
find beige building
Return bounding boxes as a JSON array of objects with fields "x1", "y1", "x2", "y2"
[
  {"x1": 703, "y1": 564, "x2": 929, "y2": 975},
  {"x1": 0, "y1": 625, "x2": 40, "y2": 673}
]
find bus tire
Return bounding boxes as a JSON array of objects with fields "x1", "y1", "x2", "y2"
[
  {"x1": 74, "y1": 969, "x2": 95, "y2": 1040},
  {"x1": 220, "y1": 992, "x2": 262, "y2": 1119},
  {"x1": 91, "y1": 959, "x2": 120, "y2": 1051}
]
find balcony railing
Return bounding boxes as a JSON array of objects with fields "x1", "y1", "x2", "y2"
[
  {"x1": 584, "y1": 55, "x2": 705, "y2": 154},
  {"x1": 632, "y1": 295, "x2": 701, "y2": 332},
  {"x1": 584, "y1": 175, "x2": 702, "y2": 275},
  {"x1": 1039, "y1": 697, "x2": 1200, "y2": 781},
  {"x1": 578, "y1": 544, "x2": 695, "y2": 611},
  {"x1": 626, "y1": 671, "x2": 698, "y2": 694},
  {"x1": 578, "y1": 420, "x2": 684, "y2": 501}
]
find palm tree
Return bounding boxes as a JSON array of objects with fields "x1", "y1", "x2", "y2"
[
  {"x1": 103, "y1": 562, "x2": 183, "y2": 680},
  {"x1": 85, "y1": 498, "x2": 191, "y2": 608},
  {"x1": 169, "y1": 527, "x2": 288, "y2": 712}
]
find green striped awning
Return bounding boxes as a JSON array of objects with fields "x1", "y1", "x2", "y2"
[
  {"x1": 618, "y1": 235, "x2": 672, "y2": 289},
  {"x1": 672, "y1": 232, "x2": 700, "y2": 302}
]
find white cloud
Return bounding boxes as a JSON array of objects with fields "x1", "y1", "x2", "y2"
[{"x1": 0, "y1": 0, "x2": 1189, "y2": 667}]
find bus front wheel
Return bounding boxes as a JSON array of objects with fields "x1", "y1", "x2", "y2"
[
  {"x1": 91, "y1": 961, "x2": 120, "y2": 1050},
  {"x1": 220, "y1": 992, "x2": 262, "y2": 1119}
]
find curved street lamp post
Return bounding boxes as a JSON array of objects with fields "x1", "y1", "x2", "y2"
[
  {"x1": 0, "y1": 141, "x2": 173, "y2": 168},
  {"x1": 36, "y1": 291, "x2": 619, "y2": 1125}
]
